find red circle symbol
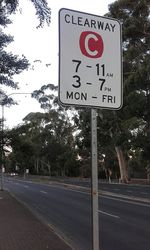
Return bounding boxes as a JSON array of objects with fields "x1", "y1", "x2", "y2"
[{"x1": 79, "y1": 31, "x2": 104, "y2": 58}]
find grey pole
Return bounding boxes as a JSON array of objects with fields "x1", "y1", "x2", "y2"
[
  {"x1": 91, "y1": 109, "x2": 99, "y2": 250},
  {"x1": 1, "y1": 103, "x2": 4, "y2": 191}
]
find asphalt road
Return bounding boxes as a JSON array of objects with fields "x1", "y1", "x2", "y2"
[
  {"x1": 58, "y1": 178, "x2": 150, "y2": 200},
  {"x1": 4, "y1": 178, "x2": 150, "y2": 250}
]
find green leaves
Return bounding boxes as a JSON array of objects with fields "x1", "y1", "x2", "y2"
[
  {"x1": 6, "y1": 108, "x2": 78, "y2": 176},
  {"x1": 74, "y1": 0, "x2": 150, "y2": 180},
  {"x1": 0, "y1": 0, "x2": 51, "y2": 100},
  {"x1": 30, "y1": 0, "x2": 51, "y2": 28}
]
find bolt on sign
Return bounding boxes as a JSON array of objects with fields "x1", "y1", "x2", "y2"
[{"x1": 58, "y1": 8, "x2": 123, "y2": 109}]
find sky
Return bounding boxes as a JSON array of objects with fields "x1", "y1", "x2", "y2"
[{"x1": 3, "y1": 0, "x2": 114, "y2": 128}]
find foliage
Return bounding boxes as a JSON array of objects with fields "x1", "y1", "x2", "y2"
[
  {"x1": 3, "y1": 84, "x2": 79, "y2": 177},
  {"x1": 32, "y1": 84, "x2": 58, "y2": 110},
  {"x1": 0, "y1": 0, "x2": 51, "y2": 94},
  {"x1": 1, "y1": 0, "x2": 51, "y2": 27},
  {"x1": 0, "y1": 0, "x2": 51, "y2": 172},
  {"x1": 106, "y1": 0, "x2": 150, "y2": 177},
  {"x1": 3, "y1": 0, "x2": 150, "y2": 180},
  {"x1": 6, "y1": 110, "x2": 79, "y2": 176},
  {"x1": 73, "y1": 0, "x2": 150, "y2": 181}
]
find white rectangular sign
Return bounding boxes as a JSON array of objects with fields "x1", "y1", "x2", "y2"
[{"x1": 59, "y1": 8, "x2": 122, "y2": 109}]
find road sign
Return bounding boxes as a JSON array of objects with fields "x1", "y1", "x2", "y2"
[{"x1": 59, "y1": 8, "x2": 122, "y2": 109}]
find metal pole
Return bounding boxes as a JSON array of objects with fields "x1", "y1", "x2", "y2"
[
  {"x1": 91, "y1": 108, "x2": 99, "y2": 250},
  {"x1": 1, "y1": 104, "x2": 4, "y2": 191}
]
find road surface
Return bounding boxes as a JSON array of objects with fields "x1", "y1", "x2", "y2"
[{"x1": 4, "y1": 177, "x2": 150, "y2": 250}]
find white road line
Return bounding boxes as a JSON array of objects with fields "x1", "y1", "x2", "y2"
[
  {"x1": 58, "y1": 188, "x2": 89, "y2": 195},
  {"x1": 98, "y1": 210, "x2": 120, "y2": 219},
  {"x1": 101, "y1": 195, "x2": 150, "y2": 207},
  {"x1": 24, "y1": 185, "x2": 29, "y2": 188},
  {"x1": 40, "y1": 190, "x2": 47, "y2": 194}
]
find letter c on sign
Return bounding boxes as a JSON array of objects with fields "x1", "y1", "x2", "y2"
[{"x1": 79, "y1": 31, "x2": 104, "y2": 58}]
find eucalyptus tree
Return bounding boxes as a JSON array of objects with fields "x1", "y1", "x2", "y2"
[
  {"x1": 31, "y1": 84, "x2": 80, "y2": 176},
  {"x1": 6, "y1": 109, "x2": 79, "y2": 176},
  {"x1": 105, "y1": 0, "x2": 150, "y2": 181},
  {"x1": 74, "y1": 0, "x2": 150, "y2": 182},
  {"x1": 6, "y1": 81, "x2": 79, "y2": 176},
  {"x1": 0, "y1": 0, "x2": 51, "y2": 171}
]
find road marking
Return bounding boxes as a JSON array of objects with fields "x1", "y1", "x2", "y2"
[
  {"x1": 59, "y1": 187, "x2": 89, "y2": 195},
  {"x1": 98, "y1": 210, "x2": 120, "y2": 219},
  {"x1": 140, "y1": 192, "x2": 148, "y2": 195},
  {"x1": 101, "y1": 195, "x2": 150, "y2": 207},
  {"x1": 24, "y1": 185, "x2": 29, "y2": 188},
  {"x1": 40, "y1": 190, "x2": 47, "y2": 194},
  {"x1": 0, "y1": 197, "x2": 3, "y2": 200},
  {"x1": 47, "y1": 185, "x2": 150, "y2": 206},
  {"x1": 127, "y1": 190, "x2": 133, "y2": 193}
]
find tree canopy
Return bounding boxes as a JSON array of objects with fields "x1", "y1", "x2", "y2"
[
  {"x1": 0, "y1": 0, "x2": 51, "y2": 170},
  {"x1": 73, "y1": 0, "x2": 150, "y2": 182},
  {"x1": 2, "y1": 0, "x2": 150, "y2": 182}
]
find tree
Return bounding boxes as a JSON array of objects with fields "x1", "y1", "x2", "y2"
[
  {"x1": 0, "y1": 0, "x2": 51, "y2": 173},
  {"x1": 6, "y1": 109, "x2": 79, "y2": 177},
  {"x1": 31, "y1": 84, "x2": 80, "y2": 176},
  {"x1": 105, "y1": 0, "x2": 150, "y2": 182},
  {"x1": 74, "y1": 0, "x2": 150, "y2": 183},
  {"x1": 0, "y1": 0, "x2": 51, "y2": 93},
  {"x1": 1, "y1": 1, "x2": 51, "y2": 27}
]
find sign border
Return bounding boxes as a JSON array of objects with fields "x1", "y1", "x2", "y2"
[{"x1": 58, "y1": 8, "x2": 123, "y2": 110}]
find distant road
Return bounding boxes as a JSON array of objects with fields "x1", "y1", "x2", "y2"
[
  {"x1": 53, "y1": 178, "x2": 150, "y2": 200},
  {"x1": 5, "y1": 177, "x2": 150, "y2": 250}
]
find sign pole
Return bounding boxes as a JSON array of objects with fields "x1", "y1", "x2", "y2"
[
  {"x1": 1, "y1": 104, "x2": 4, "y2": 191},
  {"x1": 59, "y1": 8, "x2": 122, "y2": 250},
  {"x1": 91, "y1": 108, "x2": 99, "y2": 250}
]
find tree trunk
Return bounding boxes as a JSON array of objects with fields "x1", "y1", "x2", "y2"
[
  {"x1": 36, "y1": 159, "x2": 39, "y2": 174},
  {"x1": 47, "y1": 162, "x2": 51, "y2": 176},
  {"x1": 146, "y1": 164, "x2": 150, "y2": 181},
  {"x1": 115, "y1": 145, "x2": 129, "y2": 183}
]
